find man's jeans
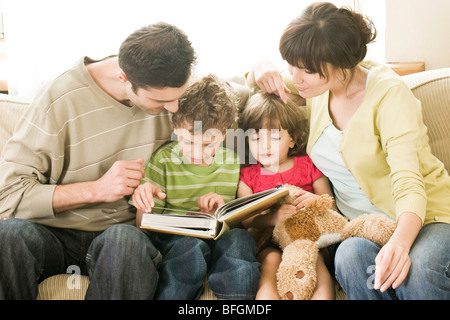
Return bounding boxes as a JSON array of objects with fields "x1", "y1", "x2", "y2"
[
  {"x1": 0, "y1": 218, "x2": 161, "y2": 299},
  {"x1": 334, "y1": 222, "x2": 450, "y2": 299},
  {"x1": 152, "y1": 228, "x2": 260, "y2": 300}
]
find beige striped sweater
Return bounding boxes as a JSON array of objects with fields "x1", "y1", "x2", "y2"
[{"x1": 0, "y1": 57, "x2": 173, "y2": 231}]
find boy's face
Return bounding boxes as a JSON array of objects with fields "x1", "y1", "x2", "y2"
[{"x1": 174, "y1": 127, "x2": 225, "y2": 166}]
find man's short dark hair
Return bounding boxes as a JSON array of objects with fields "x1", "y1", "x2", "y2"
[{"x1": 118, "y1": 22, "x2": 197, "y2": 90}]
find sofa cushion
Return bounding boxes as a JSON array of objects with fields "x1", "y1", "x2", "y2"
[
  {"x1": 37, "y1": 274, "x2": 89, "y2": 300},
  {"x1": 402, "y1": 68, "x2": 450, "y2": 171}
]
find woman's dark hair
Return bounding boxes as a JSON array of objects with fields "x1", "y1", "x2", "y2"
[
  {"x1": 119, "y1": 22, "x2": 197, "y2": 90},
  {"x1": 279, "y1": 2, "x2": 376, "y2": 79}
]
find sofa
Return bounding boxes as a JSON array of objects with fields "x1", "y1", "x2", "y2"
[{"x1": 0, "y1": 67, "x2": 449, "y2": 300}]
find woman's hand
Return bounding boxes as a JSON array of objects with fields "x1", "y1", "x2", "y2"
[
  {"x1": 374, "y1": 239, "x2": 411, "y2": 292},
  {"x1": 247, "y1": 60, "x2": 291, "y2": 103},
  {"x1": 374, "y1": 212, "x2": 422, "y2": 292}
]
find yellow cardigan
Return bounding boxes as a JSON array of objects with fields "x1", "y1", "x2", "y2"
[{"x1": 298, "y1": 61, "x2": 450, "y2": 225}]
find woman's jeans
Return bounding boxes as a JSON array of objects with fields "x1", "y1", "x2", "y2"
[
  {"x1": 0, "y1": 219, "x2": 161, "y2": 299},
  {"x1": 152, "y1": 228, "x2": 260, "y2": 300},
  {"x1": 333, "y1": 222, "x2": 450, "y2": 299}
]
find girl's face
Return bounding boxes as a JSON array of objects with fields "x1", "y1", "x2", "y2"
[
  {"x1": 248, "y1": 124, "x2": 295, "y2": 170},
  {"x1": 288, "y1": 63, "x2": 332, "y2": 99}
]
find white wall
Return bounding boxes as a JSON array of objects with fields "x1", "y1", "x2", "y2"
[
  {"x1": 5, "y1": 0, "x2": 448, "y2": 95},
  {"x1": 385, "y1": 0, "x2": 450, "y2": 70},
  {"x1": 0, "y1": 0, "x2": 353, "y2": 96}
]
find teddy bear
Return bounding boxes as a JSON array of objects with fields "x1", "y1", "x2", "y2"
[{"x1": 260, "y1": 184, "x2": 397, "y2": 300}]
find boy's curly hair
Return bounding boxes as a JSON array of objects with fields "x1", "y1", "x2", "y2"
[
  {"x1": 238, "y1": 92, "x2": 309, "y2": 157},
  {"x1": 172, "y1": 74, "x2": 238, "y2": 134}
]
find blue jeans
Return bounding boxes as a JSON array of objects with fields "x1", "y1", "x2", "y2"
[
  {"x1": 0, "y1": 219, "x2": 161, "y2": 299},
  {"x1": 334, "y1": 222, "x2": 450, "y2": 299},
  {"x1": 152, "y1": 228, "x2": 260, "y2": 300}
]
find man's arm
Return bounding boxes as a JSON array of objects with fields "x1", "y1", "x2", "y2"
[{"x1": 52, "y1": 158, "x2": 145, "y2": 213}]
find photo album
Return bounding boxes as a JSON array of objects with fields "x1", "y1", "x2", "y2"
[{"x1": 140, "y1": 185, "x2": 289, "y2": 239}]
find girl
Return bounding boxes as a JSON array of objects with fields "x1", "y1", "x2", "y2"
[{"x1": 238, "y1": 92, "x2": 336, "y2": 299}]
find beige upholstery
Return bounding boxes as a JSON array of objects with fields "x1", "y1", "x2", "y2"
[
  {"x1": 1, "y1": 67, "x2": 449, "y2": 300},
  {"x1": 37, "y1": 274, "x2": 90, "y2": 300},
  {"x1": 402, "y1": 68, "x2": 450, "y2": 171}
]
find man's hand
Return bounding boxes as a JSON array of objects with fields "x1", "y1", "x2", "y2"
[{"x1": 95, "y1": 158, "x2": 146, "y2": 203}]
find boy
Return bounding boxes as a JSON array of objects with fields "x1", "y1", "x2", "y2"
[{"x1": 131, "y1": 75, "x2": 260, "y2": 300}]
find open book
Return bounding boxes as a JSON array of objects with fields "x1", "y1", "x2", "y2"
[{"x1": 140, "y1": 185, "x2": 289, "y2": 240}]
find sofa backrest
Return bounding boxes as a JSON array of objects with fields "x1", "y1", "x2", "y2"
[{"x1": 0, "y1": 94, "x2": 30, "y2": 153}]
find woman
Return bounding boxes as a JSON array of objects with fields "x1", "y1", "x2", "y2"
[{"x1": 247, "y1": 2, "x2": 450, "y2": 299}]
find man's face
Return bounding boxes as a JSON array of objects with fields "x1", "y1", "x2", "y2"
[{"x1": 126, "y1": 81, "x2": 189, "y2": 115}]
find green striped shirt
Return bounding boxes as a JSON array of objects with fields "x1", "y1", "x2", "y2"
[{"x1": 143, "y1": 141, "x2": 240, "y2": 214}]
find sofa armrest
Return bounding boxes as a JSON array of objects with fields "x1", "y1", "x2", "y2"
[{"x1": 402, "y1": 68, "x2": 450, "y2": 171}]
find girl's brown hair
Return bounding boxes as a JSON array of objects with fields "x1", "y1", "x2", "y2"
[
  {"x1": 239, "y1": 92, "x2": 308, "y2": 157},
  {"x1": 279, "y1": 2, "x2": 376, "y2": 79}
]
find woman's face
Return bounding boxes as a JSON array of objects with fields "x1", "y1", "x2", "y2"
[{"x1": 288, "y1": 63, "x2": 333, "y2": 99}]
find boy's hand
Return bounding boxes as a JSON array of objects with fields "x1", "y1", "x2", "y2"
[
  {"x1": 197, "y1": 192, "x2": 225, "y2": 215},
  {"x1": 132, "y1": 182, "x2": 166, "y2": 213},
  {"x1": 291, "y1": 189, "x2": 320, "y2": 209}
]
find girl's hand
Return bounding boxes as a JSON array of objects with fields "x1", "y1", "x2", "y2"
[
  {"x1": 131, "y1": 182, "x2": 166, "y2": 213},
  {"x1": 197, "y1": 192, "x2": 225, "y2": 215},
  {"x1": 270, "y1": 204, "x2": 297, "y2": 225},
  {"x1": 291, "y1": 189, "x2": 321, "y2": 209}
]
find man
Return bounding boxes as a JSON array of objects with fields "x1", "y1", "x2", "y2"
[{"x1": 0, "y1": 22, "x2": 196, "y2": 299}]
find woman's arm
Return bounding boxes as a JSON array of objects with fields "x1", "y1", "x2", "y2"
[{"x1": 374, "y1": 83, "x2": 426, "y2": 292}]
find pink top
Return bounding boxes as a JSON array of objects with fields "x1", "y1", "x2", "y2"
[{"x1": 240, "y1": 156, "x2": 323, "y2": 193}]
